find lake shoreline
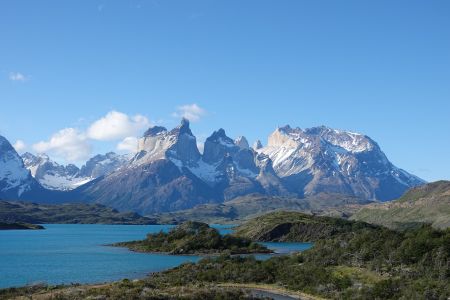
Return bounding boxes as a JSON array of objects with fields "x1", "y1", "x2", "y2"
[
  {"x1": 0, "y1": 223, "x2": 312, "y2": 290},
  {"x1": 109, "y1": 243, "x2": 274, "y2": 256},
  {"x1": 0, "y1": 222, "x2": 44, "y2": 230}
]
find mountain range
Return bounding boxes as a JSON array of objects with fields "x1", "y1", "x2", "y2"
[
  {"x1": 0, "y1": 119, "x2": 425, "y2": 214},
  {"x1": 21, "y1": 152, "x2": 129, "y2": 190}
]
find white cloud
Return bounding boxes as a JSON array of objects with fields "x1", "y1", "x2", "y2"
[
  {"x1": 87, "y1": 111, "x2": 150, "y2": 141},
  {"x1": 13, "y1": 140, "x2": 26, "y2": 153},
  {"x1": 117, "y1": 136, "x2": 138, "y2": 153},
  {"x1": 33, "y1": 128, "x2": 91, "y2": 162},
  {"x1": 9, "y1": 72, "x2": 28, "y2": 82},
  {"x1": 172, "y1": 103, "x2": 207, "y2": 122}
]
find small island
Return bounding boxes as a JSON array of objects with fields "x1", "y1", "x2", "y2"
[
  {"x1": 0, "y1": 222, "x2": 44, "y2": 230},
  {"x1": 114, "y1": 221, "x2": 271, "y2": 255}
]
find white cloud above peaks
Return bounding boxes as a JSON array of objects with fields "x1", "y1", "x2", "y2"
[
  {"x1": 172, "y1": 103, "x2": 207, "y2": 122},
  {"x1": 33, "y1": 128, "x2": 91, "y2": 162},
  {"x1": 29, "y1": 111, "x2": 152, "y2": 163},
  {"x1": 87, "y1": 111, "x2": 150, "y2": 141},
  {"x1": 13, "y1": 140, "x2": 26, "y2": 153}
]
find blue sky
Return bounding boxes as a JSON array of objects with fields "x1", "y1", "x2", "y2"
[{"x1": 0, "y1": 0, "x2": 449, "y2": 181}]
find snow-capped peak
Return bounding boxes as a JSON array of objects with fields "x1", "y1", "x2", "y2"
[
  {"x1": 0, "y1": 136, "x2": 33, "y2": 196},
  {"x1": 267, "y1": 125, "x2": 374, "y2": 153},
  {"x1": 306, "y1": 126, "x2": 375, "y2": 153},
  {"x1": 20, "y1": 151, "x2": 129, "y2": 191}
]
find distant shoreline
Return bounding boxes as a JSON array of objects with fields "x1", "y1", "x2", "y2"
[{"x1": 0, "y1": 222, "x2": 44, "y2": 230}]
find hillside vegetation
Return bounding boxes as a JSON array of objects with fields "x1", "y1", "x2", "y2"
[
  {"x1": 0, "y1": 201, "x2": 156, "y2": 225},
  {"x1": 148, "y1": 223, "x2": 449, "y2": 299},
  {"x1": 234, "y1": 211, "x2": 376, "y2": 242},
  {"x1": 352, "y1": 181, "x2": 450, "y2": 230},
  {"x1": 114, "y1": 221, "x2": 270, "y2": 255},
  {"x1": 0, "y1": 222, "x2": 44, "y2": 230},
  {"x1": 153, "y1": 193, "x2": 369, "y2": 224}
]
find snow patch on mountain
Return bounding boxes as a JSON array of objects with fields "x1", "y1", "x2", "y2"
[
  {"x1": 0, "y1": 153, "x2": 31, "y2": 195},
  {"x1": 0, "y1": 136, "x2": 33, "y2": 196},
  {"x1": 22, "y1": 151, "x2": 129, "y2": 191}
]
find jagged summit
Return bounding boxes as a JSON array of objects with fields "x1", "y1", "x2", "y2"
[
  {"x1": 206, "y1": 129, "x2": 234, "y2": 144},
  {"x1": 203, "y1": 129, "x2": 236, "y2": 164},
  {"x1": 143, "y1": 126, "x2": 167, "y2": 137},
  {"x1": 133, "y1": 118, "x2": 201, "y2": 167},
  {"x1": 235, "y1": 136, "x2": 249, "y2": 149},
  {"x1": 253, "y1": 140, "x2": 263, "y2": 150},
  {"x1": 169, "y1": 118, "x2": 194, "y2": 136}
]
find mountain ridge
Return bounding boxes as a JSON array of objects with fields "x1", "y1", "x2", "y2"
[
  {"x1": 72, "y1": 119, "x2": 424, "y2": 214},
  {"x1": 1, "y1": 120, "x2": 425, "y2": 213}
]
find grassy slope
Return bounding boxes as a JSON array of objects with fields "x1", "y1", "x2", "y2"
[
  {"x1": 351, "y1": 181, "x2": 450, "y2": 229},
  {"x1": 0, "y1": 200, "x2": 156, "y2": 225},
  {"x1": 152, "y1": 193, "x2": 369, "y2": 224},
  {"x1": 234, "y1": 210, "x2": 375, "y2": 242}
]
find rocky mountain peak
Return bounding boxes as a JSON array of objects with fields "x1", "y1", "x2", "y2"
[
  {"x1": 267, "y1": 126, "x2": 303, "y2": 148},
  {"x1": 22, "y1": 152, "x2": 86, "y2": 190},
  {"x1": 253, "y1": 140, "x2": 263, "y2": 150},
  {"x1": 203, "y1": 129, "x2": 236, "y2": 164},
  {"x1": 305, "y1": 126, "x2": 375, "y2": 153},
  {"x1": 79, "y1": 152, "x2": 128, "y2": 179},
  {"x1": 0, "y1": 135, "x2": 15, "y2": 152},
  {"x1": 21, "y1": 152, "x2": 38, "y2": 164},
  {"x1": 143, "y1": 126, "x2": 167, "y2": 137},
  {"x1": 169, "y1": 118, "x2": 194, "y2": 137},
  {"x1": 260, "y1": 125, "x2": 425, "y2": 201},
  {"x1": 0, "y1": 136, "x2": 34, "y2": 197},
  {"x1": 133, "y1": 119, "x2": 200, "y2": 167},
  {"x1": 208, "y1": 129, "x2": 234, "y2": 144},
  {"x1": 235, "y1": 136, "x2": 249, "y2": 149}
]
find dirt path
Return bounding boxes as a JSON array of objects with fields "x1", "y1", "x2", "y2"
[
  {"x1": 218, "y1": 283, "x2": 327, "y2": 300},
  {"x1": 10, "y1": 282, "x2": 326, "y2": 300}
]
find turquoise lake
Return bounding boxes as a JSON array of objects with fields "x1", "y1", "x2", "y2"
[{"x1": 0, "y1": 224, "x2": 312, "y2": 289}]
